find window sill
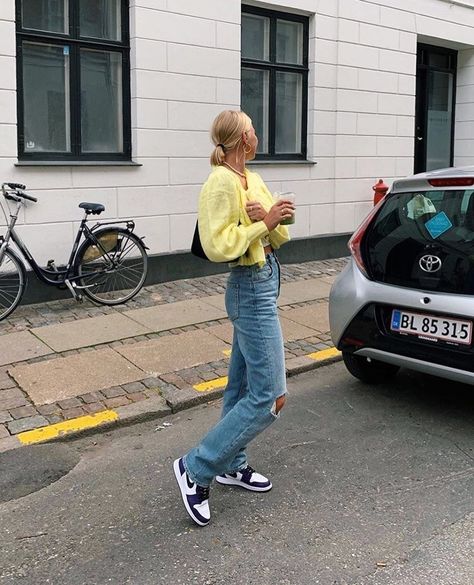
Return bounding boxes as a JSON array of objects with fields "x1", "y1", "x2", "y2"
[
  {"x1": 248, "y1": 159, "x2": 317, "y2": 166},
  {"x1": 15, "y1": 161, "x2": 142, "y2": 167}
]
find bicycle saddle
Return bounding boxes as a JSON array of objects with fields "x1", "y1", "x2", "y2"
[{"x1": 79, "y1": 202, "x2": 105, "y2": 215}]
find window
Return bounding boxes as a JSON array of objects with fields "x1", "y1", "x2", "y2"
[
  {"x1": 16, "y1": 0, "x2": 131, "y2": 162},
  {"x1": 241, "y1": 5, "x2": 308, "y2": 161}
]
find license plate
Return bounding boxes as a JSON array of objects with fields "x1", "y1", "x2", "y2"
[{"x1": 391, "y1": 310, "x2": 472, "y2": 345}]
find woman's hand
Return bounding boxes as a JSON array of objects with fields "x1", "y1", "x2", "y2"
[
  {"x1": 245, "y1": 201, "x2": 267, "y2": 222},
  {"x1": 263, "y1": 199, "x2": 295, "y2": 231}
]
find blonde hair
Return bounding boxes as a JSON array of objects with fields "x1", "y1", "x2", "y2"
[{"x1": 210, "y1": 110, "x2": 252, "y2": 166}]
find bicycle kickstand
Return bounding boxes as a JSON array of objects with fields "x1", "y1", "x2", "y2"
[{"x1": 64, "y1": 279, "x2": 83, "y2": 303}]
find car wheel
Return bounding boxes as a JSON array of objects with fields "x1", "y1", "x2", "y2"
[{"x1": 342, "y1": 351, "x2": 400, "y2": 384}]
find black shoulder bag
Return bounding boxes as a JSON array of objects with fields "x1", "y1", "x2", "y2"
[
  {"x1": 191, "y1": 221, "x2": 209, "y2": 261},
  {"x1": 191, "y1": 220, "x2": 242, "y2": 263}
]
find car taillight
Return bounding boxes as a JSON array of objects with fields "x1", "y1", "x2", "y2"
[
  {"x1": 428, "y1": 177, "x2": 474, "y2": 187},
  {"x1": 348, "y1": 199, "x2": 384, "y2": 277}
]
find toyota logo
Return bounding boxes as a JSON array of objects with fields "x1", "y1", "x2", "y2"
[{"x1": 419, "y1": 255, "x2": 442, "y2": 273}]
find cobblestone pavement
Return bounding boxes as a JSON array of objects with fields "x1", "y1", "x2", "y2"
[
  {"x1": 0, "y1": 257, "x2": 347, "y2": 440},
  {"x1": 0, "y1": 258, "x2": 348, "y2": 335}
]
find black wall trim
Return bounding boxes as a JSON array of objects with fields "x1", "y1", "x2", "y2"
[{"x1": 20, "y1": 234, "x2": 350, "y2": 306}]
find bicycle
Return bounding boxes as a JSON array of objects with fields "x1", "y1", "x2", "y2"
[{"x1": 0, "y1": 182, "x2": 149, "y2": 321}]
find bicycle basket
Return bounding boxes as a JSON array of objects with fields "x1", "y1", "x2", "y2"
[{"x1": 82, "y1": 232, "x2": 119, "y2": 262}]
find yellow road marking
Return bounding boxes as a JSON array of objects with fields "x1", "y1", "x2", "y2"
[
  {"x1": 194, "y1": 348, "x2": 340, "y2": 392},
  {"x1": 307, "y1": 347, "x2": 341, "y2": 361},
  {"x1": 18, "y1": 410, "x2": 119, "y2": 445},
  {"x1": 193, "y1": 376, "x2": 228, "y2": 392}
]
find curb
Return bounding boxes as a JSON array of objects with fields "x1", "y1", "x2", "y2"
[
  {"x1": 0, "y1": 397, "x2": 171, "y2": 454},
  {"x1": 0, "y1": 348, "x2": 342, "y2": 453}
]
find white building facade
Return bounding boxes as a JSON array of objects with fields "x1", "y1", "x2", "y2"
[{"x1": 1, "y1": 0, "x2": 474, "y2": 296}]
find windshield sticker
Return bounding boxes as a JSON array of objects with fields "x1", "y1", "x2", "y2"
[{"x1": 425, "y1": 212, "x2": 453, "y2": 239}]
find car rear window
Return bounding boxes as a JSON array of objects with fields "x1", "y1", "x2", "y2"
[
  {"x1": 371, "y1": 189, "x2": 474, "y2": 243},
  {"x1": 364, "y1": 189, "x2": 474, "y2": 293}
]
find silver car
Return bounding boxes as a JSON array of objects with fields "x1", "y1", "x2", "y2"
[{"x1": 330, "y1": 166, "x2": 474, "y2": 385}]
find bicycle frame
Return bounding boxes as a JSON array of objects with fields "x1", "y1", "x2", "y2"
[{"x1": 0, "y1": 198, "x2": 135, "y2": 287}]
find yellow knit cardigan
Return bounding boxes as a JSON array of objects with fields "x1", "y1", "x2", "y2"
[{"x1": 198, "y1": 165, "x2": 290, "y2": 267}]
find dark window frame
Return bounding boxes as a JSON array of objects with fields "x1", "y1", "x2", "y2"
[
  {"x1": 15, "y1": 0, "x2": 132, "y2": 162},
  {"x1": 241, "y1": 4, "x2": 309, "y2": 161}
]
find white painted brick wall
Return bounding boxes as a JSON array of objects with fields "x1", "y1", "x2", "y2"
[
  {"x1": 337, "y1": 90, "x2": 378, "y2": 114},
  {"x1": 0, "y1": 20, "x2": 15, "y2": 56},
  {"x1": 14, "y1": 223, "x2": 76, "y2": 266},
  {"x1": 216, "y1": 22, "x2": 240, "y2": 51},
  {"x1": 216, "y1": 78, "x2": 241, "y2": 105},
  {"x1": 134, "y1": 129, "x2": 211, "y2": 158},
  {"x1": 455, "y1": 48, "x2": 474, "y2": 165},
  {"x1": 378, "y1": 94, "x2": 416, "y2": 116},
  {"x1": 395, "y1": 157, "x2": 414, "y2": 177},
  {"x1": 338, "y1": 42, "x2": 379, "y2": 70},
  {"x1": 169, "y1": 159, "x2": 210, "y2": 186},
  {"x1": 117, "y1": 185, "x2": 199, "y2": 217},
  {"x1": 289, "y1": 205, "x2": 310, "y2": 238},
  {"x1": 335, "y1": 158, "x2": 357, "y2": 179},
  {"x1": 23, "y1": 189, "x2": 118, "y2": 224},
  {"x1": 358, "y1": 114, "x2": 397, "y2": 136},
  {"x1": 337, "y1": 19, "x2": 360, "y2": 44},
  {"x1": 358, "y1": 70, "x2": 399, "y2": 93},
  {"x1": 0, "y1": 89, "x2": 16, "y2": 124},
  {"x1": 133, "y1": 70, "x2": 216, "y2": 102},
  {"x1": 315, "y1": 15, "x2": 338, "y2": 40},
  {"x1": 380, "y1": 6, "x2": 416, "y2": 32},
  {"x1": 339, "y1": 0, "x2": 381, "y2": 25},
  {"x1": 165, "y1": 0, "x2": 240, "y2": 23},
  {"x1": 359, "y1": 23, "x2": 400, "y2": 51},
  {"x1": 133, "y1": 9, "x2": 217, "y2": 46},
  {"x1": 1, "y1": 0, "x2": 474, "y2": 263},
  {"x1": 336, "y1": 112, "x2": 358, "y2": 135},
  {"x1": 398, "y1": 73, "x2": 416, "y2": 96},
  {"x1": 167, "y1": 44, "x2": 240, "y2": 78},
  {"x1": 170, "y1": 213, "x2": 198, "y2": 252},
  {"x1": 133, "y1": 39, "x2": 167, "y2": 72},
  {"x1": 0, "y1": 55, "x2": 16, "y2": 90},
  {"x1": 0, "y1": 1, "x2": 14, "y2": 21},
  {"x1": 133, "y1": 99, "x2": 168, "y2": 130},
  {"x1": 0, "y1": 125, "x2": 16, "y2": 158},
  {"x1": 310, "y1": 204, "x2": 335, "y2": 236},
  {"x1": 132, "y1": 215, "x2": 170, "y2": 255},
  {"x1": 379, "y1": 49, "x2": 416, "y2": 74},
  {"x1": 356, "y1": 157, "x2": 397, "y2": 179},
  {"x1": 335, "y1": 66, "x2": 359, "y2": 89}
]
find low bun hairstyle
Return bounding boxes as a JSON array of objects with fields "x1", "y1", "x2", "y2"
[{"x1": 210, "y1": 110, "x2": 252, "y2": 167}]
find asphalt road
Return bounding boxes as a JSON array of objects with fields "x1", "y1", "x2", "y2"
[{"x1": 0, "y1": 363, "x2": 473, "y2": 585}]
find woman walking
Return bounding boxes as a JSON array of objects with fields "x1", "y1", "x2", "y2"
[{"x1": 173, "y1": 110, "x2": 294, "y2": 526}]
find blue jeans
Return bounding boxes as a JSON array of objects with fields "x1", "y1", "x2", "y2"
[{"x1": 184, "y1": 252, "x2": 286, "y2": 487}]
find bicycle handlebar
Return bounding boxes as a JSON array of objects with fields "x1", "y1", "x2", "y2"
[
  {"x1": 1, "y1": 182, "x2": 38, "y2": 203},
  {"x1": 6, "y1": 182, "x2": 26, "y2": 190},
  {"x1": 19, "y1": 191, "x2": 38, "y2": 202}
]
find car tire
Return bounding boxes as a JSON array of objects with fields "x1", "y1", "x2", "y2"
[{"x1": 342, "y1": 351, "x2": 400, "y2": 384}]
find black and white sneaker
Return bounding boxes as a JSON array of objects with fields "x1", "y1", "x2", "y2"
[
  {"x1": 216, "y1": 465, "x2": 272, "y2": 492},
  {"x1": 173, "y1": 458, "x2": 210, "y2": 526}
]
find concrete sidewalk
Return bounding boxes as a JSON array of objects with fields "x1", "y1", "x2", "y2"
[{"x1": 0, "y1": 257, "x2": 347, "y2": 452}]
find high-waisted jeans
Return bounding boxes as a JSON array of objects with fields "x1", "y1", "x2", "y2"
[{"x1": 184, "y1": 252, "x2": 286, "y2": 487}]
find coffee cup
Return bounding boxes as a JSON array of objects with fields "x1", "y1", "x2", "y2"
[{"x1": 276, "y1": 192, "x2": 296, "y2": 225}]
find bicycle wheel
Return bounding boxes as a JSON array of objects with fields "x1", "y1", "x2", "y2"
[
  {"x1": 74, "y1": 228, "x2": 148, "y2": 305},
  {"x1": 0, "y1": 248, "x2": 26, "y2": 321}
]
